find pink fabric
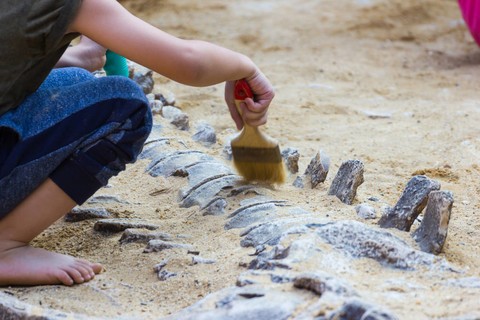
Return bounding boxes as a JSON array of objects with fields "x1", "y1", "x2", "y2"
[{"x1": 459, "y1": 0, "x2": 480, "y2": 45}]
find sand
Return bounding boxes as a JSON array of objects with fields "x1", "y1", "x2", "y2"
[{"x1": 3, "y1": 0, "x2": 480, "y2": 319}]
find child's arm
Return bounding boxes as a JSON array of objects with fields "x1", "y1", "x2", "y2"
[
  {"x1": 459, "y1": 0, "x2": 480, "y2": 46},
  {"x1": 68, "y1": 0, "x2": 256, "y2": 86},
  {"x1": 68, "y1": 0, "x2": 273, "y2": 129}
]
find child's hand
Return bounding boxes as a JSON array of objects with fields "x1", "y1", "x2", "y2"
[
  {"x1": 56, "y1": 36, "x2": 107, "y2": 72},
  {"x1": 76, "y1": 36, "x2": 107, "y2": 71},
  {"x1": 225, "y1": 71, "x2": 275, "y2": 130}
]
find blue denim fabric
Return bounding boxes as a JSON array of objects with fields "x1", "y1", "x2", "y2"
[{"x1": 0, "y1": 67, "x2": 152, "y2": 217}]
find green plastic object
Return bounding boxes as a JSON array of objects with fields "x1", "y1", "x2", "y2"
[{"x1": 104, "y1": 50, "x2": 129, "y2": 77}]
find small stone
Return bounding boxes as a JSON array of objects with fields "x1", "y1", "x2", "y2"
[
  {"x1": 146, "y1": 93, "x2": 155, "y2": 103},
  {"x1": 248, "y1": 245, "x2": 291, "y2": 270},
  {"x1": 133, "y1": 70, "x2": 154, "y2": 95},
  {"x1": 150, "y1": 100, "x2": 164, "y2": 115},
  {"x1": 292, "y1": 176, "x2": 304, "y2": 188},
  {"x1": 203, "y1": 198, "x2": 227, "y2": 216},
  {"x1": 153, "y1": 259, "x2": 169, "y2": 272},
  {"x1": 144, "y1": 239, "x2": 194, "y2": 253},
  {"x1": 158, "y1": 270, "x2": 177, "y2": 281},
  {"x1": 327, "y1": 299, "x2": 399, "y2": 320},
  {"x1": 161, "y1": 106, "x2": 190, "y2": 130},
  {"x1": 293, "y1": 274, "x2": 326, "y2": 296},
  {"x1": 192, "y1": 256, "x2": 216, "y2": 265},
  {"x1": 154, "y1": 93, "x2": 167, "y2": 105},
  {"x1": 155, "y1": 92, "x2": 176, "y2": 106},
  {"x1": 164, "y1": 92, "x2": 176, "y2": 106},
  {"x1": 281, "y1": 147, "x2": 300, "y2": 174},
  {"x1": 237, "y1": 290, "x2": 265, "y2": 299},
  {"x1": 120, "y1": 228, "x2": 172, "y2": 244},
  {"x1": 328, "y1": 159, "x2": 364, "y2": 205},
  {"x1": 192, "y1": 122, "x2": 216, "y2": 146},
  {"x1": 93, "y1": 70, "x2": 106, "y2": 78},
  {"x1": 252, "y1": 245, "x2": 266, "y2": 255},
  {"x1": 171, "y1": 113, "x2": 190, "y2": 131},
  {"x1": 362, "y1": 110, "x2": 392, "y2": 119},
  {"x1": 236, "y1": 275, "x2": 257, "y2": 287},
  {"x1": 355, "y1": 203, "x2": 376, "y2": 219},
  {"x1": 161, "y1": 106, "x2": 181, "y2": 119},
  {"x1": 127, "y1": 62, "x2": 135, "y2": 79},
  {"x1": 65, "y1": 207, "x2": 112, "y2": 222},
  {"x1": 87, "y1": 195, "x2": 129, "y2": 204},
  {"x1": 270, "y1": 274, "x2": 293, "y2": 284},
  {"x1": 412, "y1": 190, "x2": 454, "y2": 254},
  {"x1": 94, "y1": 219, "x2": 159, "y2": 233},
  {"x1": 223, "y1": 143, "x2": 233, "y2": 160},
  {"x1": 378, "y1": 175, "x2": 441, "y2": 231},
  {"x1": 305, "y1": 150, "x2": 330, "y2": 188},
  {"x1": 236, "y1": 270, "x2": 293, "y2": 286},
  {"x1": 294, "y1": 271, "x2": 357, "y2": 298}
]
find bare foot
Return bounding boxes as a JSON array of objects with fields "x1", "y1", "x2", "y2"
[{"x1": 0, "y1": 242, "x2": 103, "y2": 286}]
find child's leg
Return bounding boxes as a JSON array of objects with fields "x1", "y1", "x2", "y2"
[
  {"x1": 0, "y1": 178, "x2": 102, "y2": 286},
  {"x1": 0, "y1": 67, "x2": 152, "y2": 286},
  {"x1": 459, "y1": 0, "x2": 480, "y2": 46}
]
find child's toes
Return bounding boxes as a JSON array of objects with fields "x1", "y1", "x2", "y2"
[{"x1": 55, "y1": 270, "x2": 75, "y2": 286}]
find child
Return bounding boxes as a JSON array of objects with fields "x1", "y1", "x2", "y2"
[
  {"x1": 458, "y1": 0, "x2": 480, "y2": 46},
  {"x1": 0, "y1": 0, "x2": 274, "y2": 286}
]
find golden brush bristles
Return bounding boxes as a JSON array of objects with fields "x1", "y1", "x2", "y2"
[
  {"x1": 231, "y1": 143, "x2": 286, "y2": 184},
  {"x1": 233, "y1": 160, "x2": 286, "y2": 184},
  {"x1": 231, "y1": 79, "x2": 285, "y2": 184}
]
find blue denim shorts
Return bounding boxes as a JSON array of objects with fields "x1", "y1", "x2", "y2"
[{"x1": 0, "y1": 67, "x2": 152, "y2": 218}]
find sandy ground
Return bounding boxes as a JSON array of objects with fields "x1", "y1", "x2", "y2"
[{"x1": 4, "y1": 0, "x2": 480, "y2": 319}]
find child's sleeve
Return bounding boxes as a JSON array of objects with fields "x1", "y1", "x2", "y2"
[
  {"x1": 0, "y1": 0, "x2": 83, "y2": 115},
  {"x1": 25, "y1": 0, "x2": 83, "y2": 53},
  {"x1": 459, "y1": 0, "x2": 480, "y2": 46}
]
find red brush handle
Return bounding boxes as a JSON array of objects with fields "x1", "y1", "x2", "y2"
[{"x1": 234, "y1": 79, "x2": 254, "y2": 101}]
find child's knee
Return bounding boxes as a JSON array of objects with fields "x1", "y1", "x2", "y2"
[
  {"x1": 99, "y1": 76, "x2": 147, "y2": 101},
  {"x1": 98, "y1": 76, "x2": 153, "y2": 144},
  {"x1": 41, "y1": 67, "x2": 95, "y2": 89}
]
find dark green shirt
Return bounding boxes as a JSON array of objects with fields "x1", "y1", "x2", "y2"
[{"x1": 0, "y1": 0, "x2": 82, "y2": 116}]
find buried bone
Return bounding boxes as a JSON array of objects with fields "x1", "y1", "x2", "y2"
[
  {"x1": 192, "y1": 122, "x2": 217, "y2": 146},
  {"x1": 65, "y1": 207, "x2": 112, "y2": 222},
  {"x1": 281, "y1": 147, "x2": 300, "y2": 174},
  {"x1": 328, "y1": 159, "x2": 364, "y2": 205},
  {"x1": 144, "y1": 239, "x2": 194, "y2": 253},
  {"x1": 120, "y1": 228, "x2": 173, "y2": 244},
  {"x1": 305, "y1": 150, "x2": 330, "y2": 188},
  {"x1": 94, "y1": 219, "x2": 159, "y2": 233},
  {"x1": 412, "y1": 190, "x2": 454, "y2": 255},
  {"x1": 378, "y1": 175, "x2": 441, "y2": 231}
]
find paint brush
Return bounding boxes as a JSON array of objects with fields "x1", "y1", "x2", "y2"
[{"x1": 230, "y1": 79, "x2": 286, "y2": 184}]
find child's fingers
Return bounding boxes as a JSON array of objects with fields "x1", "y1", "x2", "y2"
[
  {"x1": 243, "y1": 115, "x2": 268, "y2": 127},
  {"x1": 245, "y1": 71, "x2": 275, "y2": 108},
  {"x1": 225, "y1": 77, "x2": 273, "y2": 129},
  {"x1": 244, "y1": 97, "x2": 269, "y2": 113},
  {"x1": 242, "y1": 98, "x2": 268, "y2": 126}
]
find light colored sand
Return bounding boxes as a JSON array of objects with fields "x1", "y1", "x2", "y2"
[{"x1": 4, "y1": 1, "x2": 480, "y2": 319}]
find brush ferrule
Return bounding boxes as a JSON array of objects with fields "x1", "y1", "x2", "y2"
[{"x1": 231, "y1": 145, "x2": 282, "y2": 163}]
